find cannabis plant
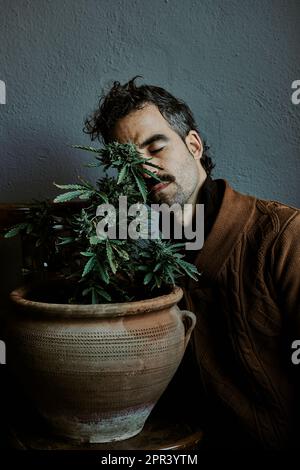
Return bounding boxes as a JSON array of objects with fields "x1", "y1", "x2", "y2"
[
  {"x1": 4, "y1": 201, "x2": 69, "y2": 275},
  {"x1": 5, "y1": 142, "x2": 199, "y2": 303}
]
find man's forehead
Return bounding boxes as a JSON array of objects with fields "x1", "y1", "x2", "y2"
[{"x1": 112, "y1": 104, "x2": 171, "y2": 146}]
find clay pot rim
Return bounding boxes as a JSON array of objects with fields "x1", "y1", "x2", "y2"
[{"x1": 10, "y1": 282, "x2": 183, "y2": 319}]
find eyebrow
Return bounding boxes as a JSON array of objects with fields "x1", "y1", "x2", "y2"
[{"x1": 139, "y1": 134, "x2": 169, "y2": 149}]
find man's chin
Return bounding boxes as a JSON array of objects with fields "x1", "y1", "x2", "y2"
[
  {"x1": 154, "y1": 192, "x2": 183, "y2": 206},
  {"x1": 150, "y1": 183, "x2": 173, "y2": 203},
  {"x1": 149, "y1": 182, "x2": 186, "y2": 206}
]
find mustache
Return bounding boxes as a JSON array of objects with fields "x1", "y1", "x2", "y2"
[{"x1": 146, "y1": 174, "x2": 175, "y2": 190}]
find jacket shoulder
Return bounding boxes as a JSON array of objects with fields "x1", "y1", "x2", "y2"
[{"x1": 255, "y1": 197, "x2": 300, "y2": 235}]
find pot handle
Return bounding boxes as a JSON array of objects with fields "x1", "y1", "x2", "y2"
[{"x1": 180, "y1": 310, "x2": 196, "y2": 349}]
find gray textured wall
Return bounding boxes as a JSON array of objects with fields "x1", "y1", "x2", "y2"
[{"x1": 0, "y1": 0, "x2": 299, "y2": 205}]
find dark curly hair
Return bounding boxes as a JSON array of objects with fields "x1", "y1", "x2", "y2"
[{"x1": 84, "y1": 76, "x2": 215, "y2": 176}]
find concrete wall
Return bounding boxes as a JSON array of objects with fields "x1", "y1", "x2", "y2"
[{"x1": 0, "y1": 0, "x2": 299, "y2": 206}]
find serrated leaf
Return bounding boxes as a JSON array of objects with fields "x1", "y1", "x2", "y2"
[
  {"x1": 96, "y1": 262, "x2": 110, "y2": 284},
  {"x1": 80, "y1": 251, "x2": 95, "y2": 257},
  {"x1": 153, "y1": 262, "x2": 162, "y2": 272},
  {"x1": 54, "y1": 183, "x2": 85, "y2": 190},
  {"x1": 132, "y1": 168, "x2": 147, "y2": 202},
  {"x1": 117, "y1": 165, "x2": 128, "y2": 184},
  {"x1": 106, "y1": 241, "x2": 117, "y2": 274},
  {"x1": 179, "y1": 260, "x2": 199, "y2": 273},
  {"x1": 113, "y1": 245, "x2": 130, "y2": 261},
  {"x1": 95, "y1": 191, "x2": 109, "y2": 203},
  {"x1": 54, "y1": 190, "x2": 88, "y2": 203},
  {"x1": 95, "y1": 287, "x2": 111, "y2": 301},
  {"x1": 82, "y1": 256, "x2": 96, "y2": 277},
  {"x1": 89, "y1": 235, "x2": 105, "y2": 245},
  {"x1": 82, "y1": 287, "x2": 92, "y2": 296},
  {"x1": 141, "y1": 168, "x2": 162, "y2": 181},
  {"x1": 165, "y1": 266, "x2": 175, "y2": 284},
  {"x1": 4, "y1": 223, "x2": 29, "y2": 238},
  {"x1": 57, "y1": 237, "x2": 75, "y2": 245},
  {"x1": 143, "y1": 272, "x2": 154, "y2": 285},
  {"x1": 135, "y1": 158, "x2": 162, "y2": 169},
  {"x1": 178, "y1": 261, "x2": 199, "y2": 281},
  {"x1": 78, "y1": 190, "x2": 94, "y2": 200},
  {"x1": 73, "y1": 145, "x2": 101, "y2": 153},
  {"x1": 170, "y1": 242, "x2": 186, "y2": 249}
]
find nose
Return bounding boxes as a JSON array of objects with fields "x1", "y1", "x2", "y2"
[{"x1": 141, "y1": 158, "x2": 159, "y2": 179}]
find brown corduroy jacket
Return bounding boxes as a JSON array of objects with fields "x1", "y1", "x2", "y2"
[{"x1": 182, "y1": 180, "x2": 300, "y2": 449}]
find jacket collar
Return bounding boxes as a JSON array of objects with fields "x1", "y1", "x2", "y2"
[{"x1": 192, "y1": 179, "x2": 257, "y2": 283}]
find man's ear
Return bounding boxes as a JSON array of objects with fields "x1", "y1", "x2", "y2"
[{"x1": 185, "y1": 130, "x2": 203, "y2": 160}]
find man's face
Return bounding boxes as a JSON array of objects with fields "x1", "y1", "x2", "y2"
[{"x1": 112, "y1": 104, "x2": 206, "y2": 206}]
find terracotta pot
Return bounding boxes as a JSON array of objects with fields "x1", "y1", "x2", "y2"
[{"x1": 8, "y1": 282, "x2": 196, "y2": 443}]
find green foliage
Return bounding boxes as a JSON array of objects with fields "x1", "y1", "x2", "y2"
[
  {"x1": 4, "y1": 142, "x2": 200, "y2": 303},
  {"x1": 5, "y1": 223, "x2": 30, "y2": 238},
  {"x1": 75, "y1": 142, "x2": 162, "y2": 202},
  {"x1": 53, "y1": 181, "x2": 108, "y2": 204},
  {"x1": 4, "y1": 201, "x2": 62, "y2": 267}
]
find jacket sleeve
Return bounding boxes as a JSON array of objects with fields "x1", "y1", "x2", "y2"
[{"x1": 271, "y1": 211, "x2": 300, "y2": 322}]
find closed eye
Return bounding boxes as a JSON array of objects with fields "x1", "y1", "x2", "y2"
[{"x1": 150, "y1": 147, "x2": 164, "y2": 154}]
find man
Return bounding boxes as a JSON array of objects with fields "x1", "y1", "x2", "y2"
[{"x1": 84, "y1": 77, "x2": 300, "y2": 449}]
